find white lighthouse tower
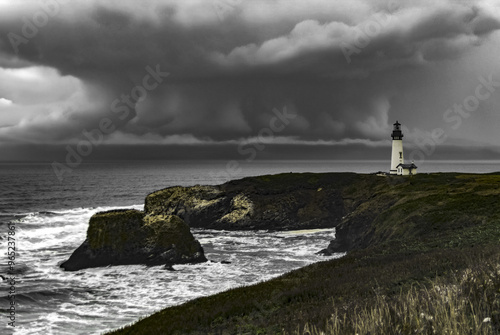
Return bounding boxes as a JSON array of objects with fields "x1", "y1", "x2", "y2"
[
  {"x1": 390, "y1": 120, "x2": 417, "y2": 175},
  {"x1": 390, "y1": 121, "x2": 404, "y2": 174}
]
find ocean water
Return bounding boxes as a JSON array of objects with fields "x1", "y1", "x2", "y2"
[{"x1": 1, "y1": 159, "x2": 499, "y2": 334}]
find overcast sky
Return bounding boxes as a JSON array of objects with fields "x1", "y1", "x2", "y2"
[{"x1": 1, "y1": 0, "x2": 500, "y2": 162}]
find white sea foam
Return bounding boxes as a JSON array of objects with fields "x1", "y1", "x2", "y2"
[
  {"x1": 16, "y1": 205, "x2": 142, "y2": 253},
  {"x1": 6, "y1": 207, "x2": 343, "y2": 335}
]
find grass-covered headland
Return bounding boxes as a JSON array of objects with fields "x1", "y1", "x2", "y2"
[{"x1": 108, "y1": 173, "x2": 500, "y2": 334}]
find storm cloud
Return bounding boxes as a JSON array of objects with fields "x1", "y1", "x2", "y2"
[{"x1": 1, "y1": 0, "x2": 500, "y2": 160}]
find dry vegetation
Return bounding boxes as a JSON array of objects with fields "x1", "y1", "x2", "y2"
[{"x1": 293, "y1": 258, "x2": 500, "y2": 335}]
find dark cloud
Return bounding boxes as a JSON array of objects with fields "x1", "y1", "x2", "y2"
[{"x1": 0, "y1": 0, "x2": 500, "y2": 160}]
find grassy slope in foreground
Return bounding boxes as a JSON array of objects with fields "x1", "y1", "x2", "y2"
[{"x1": 108, "y1": 172, "x2": 500, "y2": 335}]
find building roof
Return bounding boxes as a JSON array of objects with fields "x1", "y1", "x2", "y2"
[{"x1": 397, "y1": 163, "x2": 418, "y2": 169}]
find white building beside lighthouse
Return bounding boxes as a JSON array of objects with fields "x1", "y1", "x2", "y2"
[{"x1": 390, "y1": 121, "x2": 417, "y2": 176}]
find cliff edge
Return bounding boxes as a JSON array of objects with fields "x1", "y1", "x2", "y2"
[
  {"x1": 62, "y1": 172, "x2": 500, "y2": 271},
  {"x1": 321, "y1": 172, "x2": 500, "y2": 254},
  {"x1": 103, "y1": 173, "x2": 500, "y2": 335},
  {"x1": 143, "y1": 172, "x2": 500, "y2": 254},
  {"x1": 144, "y1": 173, "x2": 361, "y2": 230},
  {"x1": 105, "y1": 172, "x2": 500, "y2": 335}
]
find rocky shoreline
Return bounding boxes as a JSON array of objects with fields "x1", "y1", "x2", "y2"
[
  {"x1": 62, "y1": 172, "x2": 359, "y2": 270},
  {"x1": 104, "y1": 172, "x2": 500, "y2": 334},
  {"x1": 63, "y1": 172, "x2": 500, "y2": 271}
]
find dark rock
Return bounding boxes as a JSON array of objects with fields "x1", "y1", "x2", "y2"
[
  {"x1": 60, "y1": 210, "x2": 206, "y2": 271},
  {"x1": 210, "y1": 260, "x2": 231, "y2": 264},
  {"x1": 144, "y1": 173, "x2": 359, "y2": 230},
  {"x1": 317, "y1": 239, "x2": 347, "y2": 255}
]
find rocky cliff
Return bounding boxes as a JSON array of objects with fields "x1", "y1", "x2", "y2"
[
  {"x1": 144, "y1": 172, "x2": 500, "y2": 254},
  {"x1": 60, "y1": 210, "x2": 206, "y2": 271},
  {"x1": 106, "y1": 172, "x2": 500, "y2": 335},
  {"x1": 63, "y1": 172, "x2": 500, "y2": 271},
  {"x1": 321, "y1": 172, "x2": 500, "y2": 254},
  {"x1": 144, "y1": 173, "x2": 361, "y2": 230}
]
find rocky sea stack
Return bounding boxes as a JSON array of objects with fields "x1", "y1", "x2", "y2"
[{"x1": 60, "y1": 210, "x2": 206, "y2": 271}]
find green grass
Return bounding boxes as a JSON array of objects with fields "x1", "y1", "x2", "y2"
[
  {"x1": 107, "y1": 172, "x2": 500, "y2": 335},
  {"x1": 292, "y1": 254, "x2": 500, "y2": 335},
  {"x1": 108, "y1": 246, "x2": 500, "y2": 335}
]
